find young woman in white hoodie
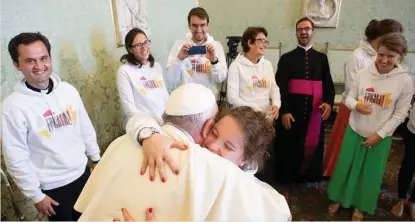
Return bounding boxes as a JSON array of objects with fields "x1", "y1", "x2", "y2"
[
  {"x1": 327, "y1": 33, "x2": 414, "y2": 221},
  {"x1": 227, "y1": 26, "x2": 281, "y2": 120},
  {"x1": 324, "y1": 19, "x2": 404, "y2": 177},
  {"x1": 391, "y1": 77, "x2": 415, "y2": 219},
  {"x1": 117, "y1": 28, "x2": 169, "y2": 125}
]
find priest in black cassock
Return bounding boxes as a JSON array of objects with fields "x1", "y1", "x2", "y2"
[{"x1": 271, "y1": 17, "x2": 335, "y2": 184}]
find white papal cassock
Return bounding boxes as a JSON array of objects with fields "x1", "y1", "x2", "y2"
[{"x1": 74, "y1": 123, "x2": 291, "y2": 221}]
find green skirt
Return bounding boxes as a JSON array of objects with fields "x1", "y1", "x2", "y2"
[{"x1": 327, "y1": 125, "x2": 392, "y2": 215}]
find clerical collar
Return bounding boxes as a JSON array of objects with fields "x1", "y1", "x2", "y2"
[
  {"x1": 25, "y1": 78, "x2": 53, "y2": 94},
  {"x1": 298, "y1": 45, "x2": 313, "y2": 51}
]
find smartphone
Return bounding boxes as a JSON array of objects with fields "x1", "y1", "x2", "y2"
[{"x1": 187, "y1": 45, "x2": 207, "y2": 55}]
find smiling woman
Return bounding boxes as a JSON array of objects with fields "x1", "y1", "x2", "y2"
[
  {"x1": 135, "y1": 104, "x2": 276, "y2": 180},
  {"x1": 116, "y1": 28, "x2": 169, "y2": 125},
  {"x1": 327, "y1": 33, "x2": 413, "y2": 221},
  {"x1": 226, "y1": 26, "x2": 281, "y2": 120},
  {"x1": 204, "y1": 106, "x2": 275, "y2": 171}
]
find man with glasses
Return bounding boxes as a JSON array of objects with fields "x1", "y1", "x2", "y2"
[
  {"x1": 165, "y1": 7, "x2": 227, "y2": 99},
  {"x1": 270, "y1": 17, "x2": 335, "y2": 184}
]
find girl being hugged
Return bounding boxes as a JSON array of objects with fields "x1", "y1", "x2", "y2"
[{"x1": 327, "y1": 33, "x2": 414, "y2": 221}]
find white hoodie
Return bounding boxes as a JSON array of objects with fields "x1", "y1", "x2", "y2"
[
  {"x1": 227, "y1": 53, "x2": 281, "y2": 112},
  {"x1": 1, "y1": 74, "x2": 101, "y2": 203},
  {"x1": 345, "y1": 64, "x2": 414, "y2": 138},
  {"x1": 117, "y1": 62, "x2": 169, "y2": 124},
  {"x1": 165, "y1": 33, "x2": 227, "y2": 99},
  {"x1": 342, "y1": 40, "x2": 377, "y2": 102}
]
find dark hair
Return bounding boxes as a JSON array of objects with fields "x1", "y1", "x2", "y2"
[
  {"x1": 378, "y1": 33, "x2": 408, "y2": 58},
  {"x1": 296, "y1": 17, "x2": 315, "y2": 30},
  {"x1": 8, "y1": 32, "x2": 51, "y2": 64},
  {"x1": 215, "y1": 106, "x2": 275, "y2": 171},
  {"x1": 365, "y1": 19, "x2": 404, "y2": 42},
  {"x1": 120, "y1": 28, "x2": 155, "y2": 68},
  {"x1": 187, "y1": 7, "x2": 210, "y2": 25},
  {"x1": 241, "y1": 27, "x2": 268, "y2": 53}
]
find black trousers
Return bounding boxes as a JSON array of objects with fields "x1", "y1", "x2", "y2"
[
  {"x1": 397, "y1": 126, "x2": 415, "y2": 201},
  {"x1": 271, "y1": 119, "x2": 325, "y2": 184},
  {"x1": 42, "y1": 166, "x2": 90, "y2": 221}
]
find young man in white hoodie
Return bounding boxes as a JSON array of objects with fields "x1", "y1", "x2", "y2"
[
  {"x1": 165, "y1": 7, "x2": 227, "y2": 99},
  {"x1": 227, "y1": 26, "x2": 281, "y2": 120},
  {"x1": 327, "y1": 33, "x2": 414, "y2": 221},
  {"x1": 1, "y1": 32, "x2": 101, "y2": 221}
]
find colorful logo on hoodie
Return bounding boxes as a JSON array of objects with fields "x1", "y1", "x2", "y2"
[
  {"x1": 361, "y1": 87, "x2": 392, "y2": 108},
  {"x1": 38, "y1": 105, "x2": 77, "y2": 138},
  {"x1": 138, "y1": 76, "x2": 164, "y2": 94},
  {"x1": 189, "y1": 58, "x2": 211, "y2": 75},
  {"x1": 251, "y1": 76, "x2": 270, "y2": 89}
]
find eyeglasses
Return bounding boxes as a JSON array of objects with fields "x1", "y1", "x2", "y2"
[
  {"x1": 296, "y1": 27, "x2": 313, "y2": 33},
  {"x1": 131, "y1": 40, "x2": 151, "y2": 48},
  {"x1": 255, "y1": 39, "x2": 270, "y2": 45},
  {"x1": 190, "y1": 23, "x2": 207, "y2": 29}
]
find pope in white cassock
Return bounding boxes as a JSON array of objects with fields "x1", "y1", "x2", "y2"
[{"x1": 74, "y1": 83, "x2": 291, "y2": 221}]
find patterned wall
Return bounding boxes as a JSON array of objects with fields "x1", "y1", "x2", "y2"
[
  {"x1": 199, "y1": 0, "x2": 415, "y2": 97},
  {"x1": 199, "y1": 0, "x2": 415, "y2": 55}
]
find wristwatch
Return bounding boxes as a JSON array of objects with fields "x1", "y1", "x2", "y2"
[
  {"x1": 138, "y1": 127, "x2": 159, "y2": 145},
  {"x1": 211, "y1": 57, "x2": 219, "y2": 65}
]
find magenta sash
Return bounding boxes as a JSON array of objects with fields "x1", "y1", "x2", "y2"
[{"x1": 288, "y1": 79, "x2": 323, "y2": 173}]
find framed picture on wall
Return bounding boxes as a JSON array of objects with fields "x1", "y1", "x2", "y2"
[
  {"x1": 110, "y1": 0, "x2": 150, "y2": 47},
  {"x1": 303, "y1": 0, "x2": 342, "y2": 28}
]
